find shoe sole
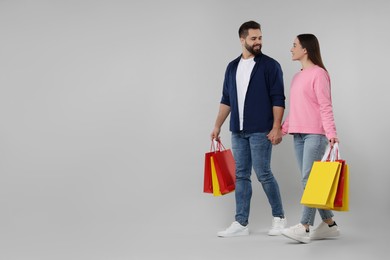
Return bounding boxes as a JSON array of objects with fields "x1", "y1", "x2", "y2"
[
  {"x1": 217, "y1": 231, "x2": 249, "y2": 237},
  {"x1": 310, "y1": 230, "x2": 340, "y2": 240},
  {"x1": 282, "y1": 232, "x2": 310, "y2": 244},
  {"x1": 268, "y1": 231, "x2": 283, "y2": 236}
]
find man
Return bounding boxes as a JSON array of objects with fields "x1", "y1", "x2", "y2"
[{"x1": 210, "y1": 21, "x2": 286, "y2": 237}]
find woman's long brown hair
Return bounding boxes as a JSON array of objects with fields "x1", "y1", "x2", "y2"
[{"x1": 297, "y1": 34, "x2": 327, "y2": 72}]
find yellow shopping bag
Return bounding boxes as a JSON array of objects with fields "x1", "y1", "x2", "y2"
[
  {"x1": 300, "y1": 160, "x2": 342, "y2": 209},
  {"x1": 301, "y1": 143, "x2": 350, "y2": 211},
  {"x1": 210, "y1": 157, "x2": 222, "y2": 196}
]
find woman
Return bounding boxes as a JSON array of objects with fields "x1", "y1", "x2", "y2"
[{"x1": 281, "y1": 34, "x2": 340, "y2": 243}]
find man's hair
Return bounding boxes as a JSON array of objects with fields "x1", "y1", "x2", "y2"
[{"x1": 238, "y1": 21, "x2": 261, "y2": 38}]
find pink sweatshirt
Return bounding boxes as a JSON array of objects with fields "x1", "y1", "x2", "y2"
[{"x1": 282, "y1": 65, "x2": 337, "y2": 139}]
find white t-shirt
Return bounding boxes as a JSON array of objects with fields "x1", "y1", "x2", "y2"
[{"x1": 236, "y1": 57, "x2": 255, "y2": 130}]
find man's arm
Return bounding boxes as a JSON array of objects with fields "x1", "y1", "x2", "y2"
[
  {"x1": 267, "y1": 106, "x2": 284, "y2": 145},
  {"x1": 210, "y1": 104, "x2": 231, "y2": 141}
]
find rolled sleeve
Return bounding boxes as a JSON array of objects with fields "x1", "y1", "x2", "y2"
[
  {"x1": 268, "y1": 62, "x2": 285, "y2": 108},
  {"x1": 220, "y1": 64, "x2": 232, "y2": 106}
]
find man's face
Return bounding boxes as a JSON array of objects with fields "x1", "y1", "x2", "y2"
[{"x1": 241, "y1": 29, "x2": 262, "y2": 56}]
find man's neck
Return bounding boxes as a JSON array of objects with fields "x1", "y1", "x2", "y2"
[{"x1": 242, "y1": 50, "x2": 255, "y2": 59}]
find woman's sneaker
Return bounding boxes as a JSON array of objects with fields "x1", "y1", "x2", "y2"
[
  {"x1": 281, "y1": 223, "x2": 310, "y2": 243},
  {"x1": 217, "y1": 221, "x2": 249, "y2": 237},
  {"x1": 310, "y1": 221, "x2": 340, "y2": 240}
]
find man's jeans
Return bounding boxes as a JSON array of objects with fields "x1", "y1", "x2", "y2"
[
  {"x1": 293, "y1": 134, "x2": 334, "y2": 226},
  {"x1": 231, "y1": 132, "x2": 284, "y2": 226}
]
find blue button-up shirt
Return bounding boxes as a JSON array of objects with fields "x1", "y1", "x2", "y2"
[{"x1": 221, "y1": 53, "x2": 285, "y2": 133}]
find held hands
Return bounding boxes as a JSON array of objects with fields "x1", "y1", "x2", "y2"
[
  {"x1": 212, "y1": 126, "x2": 285, "y2": 145},
  {"x1": 267, "y1": 127, "x2": 283, "y2": 145}
]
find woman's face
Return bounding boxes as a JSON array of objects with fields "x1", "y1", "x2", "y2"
[{"x1": 290, "y1": 37, "x2": 306, "y2": 61}]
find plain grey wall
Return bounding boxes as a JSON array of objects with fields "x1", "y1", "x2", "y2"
[{"x1": 0, "y1": 0, "x2": 389, "y2": 259}]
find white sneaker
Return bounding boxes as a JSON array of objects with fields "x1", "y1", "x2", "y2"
[
  {"x1": 282, "y1": 223, "x2": 310, "y2": 243},
  {"x1": 268, "y1": 217, "x2": 287, "y2": 236},
  {"x1": 217, "y1": 221, "x2": 249, "y2": 237},
  {"x1": 310, "y1": 221, "x2": 340, "y2": 240}
]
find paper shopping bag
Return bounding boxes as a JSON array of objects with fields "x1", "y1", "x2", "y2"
[
  {"x1": 212, "y1": 147, "x2": 236, "y2": 194},
  {"x1": 332, "y1": 163, "x2": 349, "y2": 211},
  {"x1": 334, "y1": 160, "x2": 346, "y2": 207},
  {"x1": 300, "y1": 160, "x2": 342, "y2": 209},
  {"x1": 301, "y1": 143, "x2": 350, "y2": 211},
  {"x1": 210, "y1": 157, "x2": 222, "y2": 196},
  {"x1": 203, "y1": 140, "x2": 236, "y2": 196},
  {"x1": 203, "y1": 150, "x2": 214, "y2": 194}
]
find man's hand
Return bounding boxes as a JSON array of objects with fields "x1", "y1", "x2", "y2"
[
  {"x1": 267, "y1": 127, "x2": 283, "y2": 145},
  {"x1": 210, "y1": 127, "x2": 221, "y2": 141}
]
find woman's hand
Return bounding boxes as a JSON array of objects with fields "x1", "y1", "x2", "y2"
[{"x1": 329, "y1": 137, "x2": 339, "y2": 148}]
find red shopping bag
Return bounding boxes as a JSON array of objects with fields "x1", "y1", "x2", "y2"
[
  {"x1": 203, "y1": 148, "x2": 214, "y2": 194},
  {"x1": 332, "y1": 163, "x2": 349, "y2": 211},
  {"x1": 203, "y1": 140, "x2": 236, "y2": 195},
  {"x1": 325, "y1": 144, "x2": 349, "y2": 210},
  {"x1": 334, "y1": 160, "x2": 346, "y2": 207}
]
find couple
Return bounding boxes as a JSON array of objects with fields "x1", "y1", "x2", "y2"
[{"x1": 210, "y1": 21, "x2": 340, "y2": 244}]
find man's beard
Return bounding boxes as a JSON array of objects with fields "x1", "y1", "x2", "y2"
[{"x1": 245, "y1": 42, "x2": 262, "y2": 56}]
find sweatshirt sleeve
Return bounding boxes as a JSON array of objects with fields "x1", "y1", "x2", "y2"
[
  {"x1": 314, "y1": 71, "x2": 337, "y2": 139},
  {"x1": 281, "y1": 115, "x2": 289, "y2": 135}
]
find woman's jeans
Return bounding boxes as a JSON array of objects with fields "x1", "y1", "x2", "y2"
[
  {"x1": 231, "y1": 132, "x2": 284, "y2": 226},
  {"x1": 293, "y1": 134, "x2": 334, "y2": 226}
]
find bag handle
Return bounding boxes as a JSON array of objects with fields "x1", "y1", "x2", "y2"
[
  {"x1": 321, "y1": 143, "x2": 341, "y2": 162},
  {"x1": 210, "y1": 139, "x2": 227, "y2": 152}
]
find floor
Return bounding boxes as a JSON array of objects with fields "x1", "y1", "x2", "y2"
[
  {"x1": 1, "y1": 205, "x2": 388, "y2": 260},
  {"x1": 129, "y1": 223, "x2": 385, "y2": 260}
]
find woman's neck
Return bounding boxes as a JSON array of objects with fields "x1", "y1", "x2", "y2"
[{"x1": 300, "y1": 58, "x2": 315, "y2": 70}]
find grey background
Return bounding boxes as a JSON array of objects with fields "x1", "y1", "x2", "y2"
[{"x1": 0, "y1": 0, "x2": 389, "y2": 259}]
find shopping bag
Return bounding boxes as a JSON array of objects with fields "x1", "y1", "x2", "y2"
[
  {"x1": 334, "y1": 160, "x2": 346, "y2": 207},
  {"x1": 328, "y1": 144, "x2": 349, "y2": 211},
  {"x1": 203, "y1": 140, "x2": 236, "y2": 196},
  {"x1": 332, "y1": 163, "x2": 349, "y2": 211},
  {"x1": 300, "y1": 143, "x2": 342, "y2": 209},
  {"x1": 203, "y1": 147, "x2": 214, "y2": 194},
  {"x1": 212, "y1": 141, "x2": 236, "y2": 194},
  {"x1": 210, "y1": 157, "x2": 222, "y2": 196}
]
